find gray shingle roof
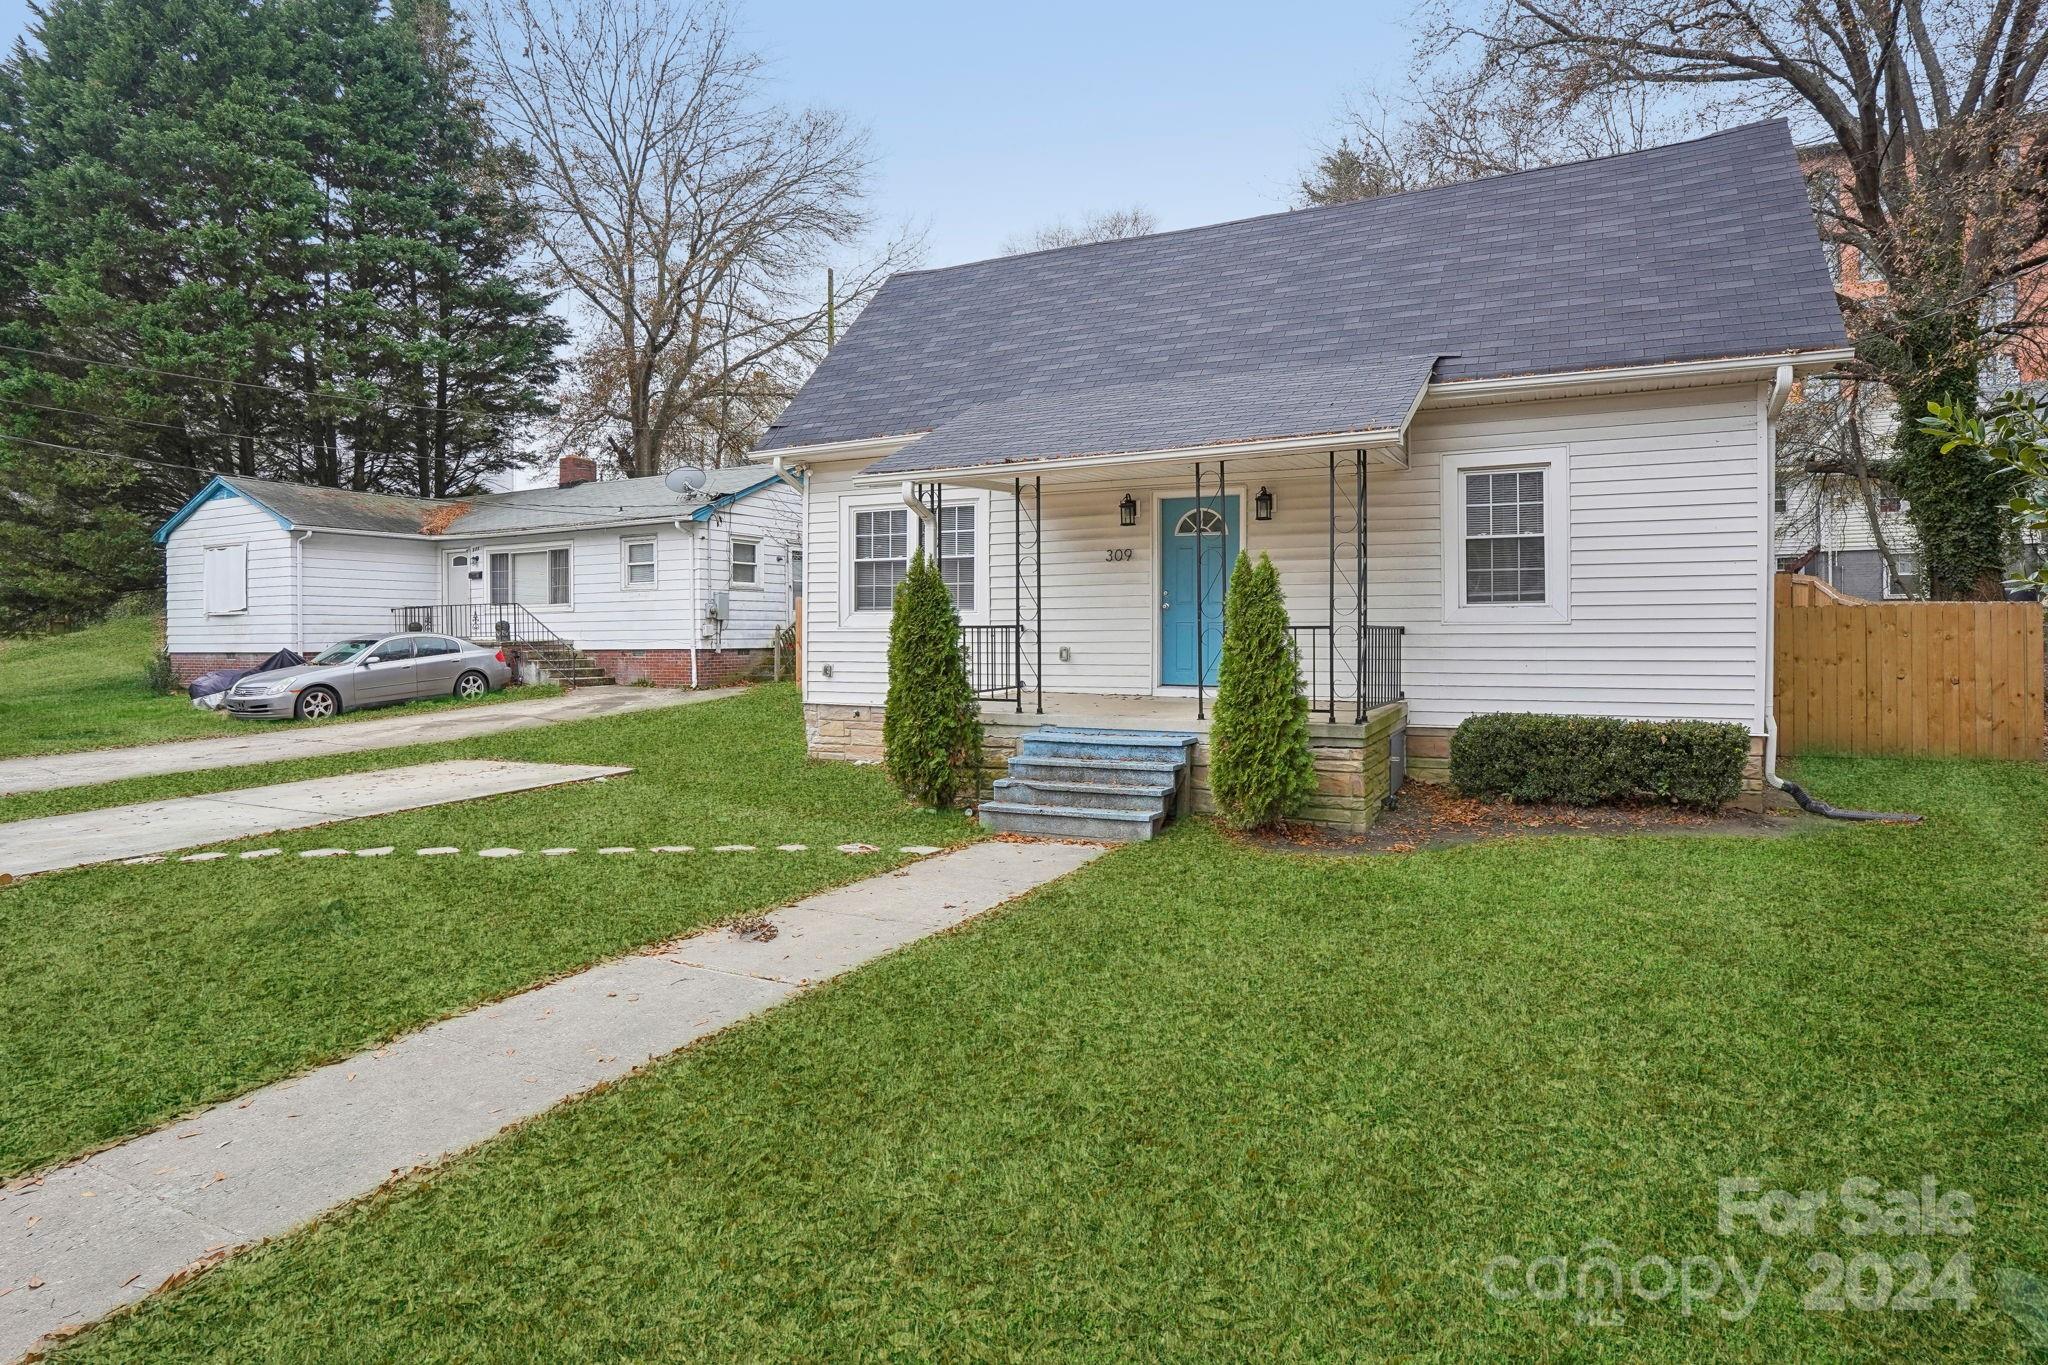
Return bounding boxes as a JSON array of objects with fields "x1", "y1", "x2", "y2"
[
  {"x1": 219, "y1": 465, "x2": 775, "y2": 537},
  {"x1": 760, "y1": 120, "x2": 1847, "y2": 460},
  {"x1": 864, "y1": 355, "x2": 1438, "y2": 475}
]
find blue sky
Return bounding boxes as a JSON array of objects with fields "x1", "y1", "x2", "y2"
[{"x1": 0, "y1": 0, "x2": 1416, "y2": 268}]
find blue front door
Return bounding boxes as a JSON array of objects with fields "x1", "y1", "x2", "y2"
[{"x1": 1159, "y1": 494, "x2": 1238, "y2": 687}]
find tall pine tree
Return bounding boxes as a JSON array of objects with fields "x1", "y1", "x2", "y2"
[{"x1": 0, "y1": 0, "x2": 562, "y2": 630}]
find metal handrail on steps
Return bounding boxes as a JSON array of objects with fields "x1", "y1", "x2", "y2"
[{"x1": 390, "y1": 602, "x2": 578, "y2": 656}]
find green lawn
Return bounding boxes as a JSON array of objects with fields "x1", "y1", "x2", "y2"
[
  {"x1": 54, "y1": 754, "x2": 2048, "y2": 1361},
  {"x1": 0, "y1": 613, "x2": 558, "y2": 761},
  {"x1": 0, "y1": 685, "x2": 970, "y2": 1176}
]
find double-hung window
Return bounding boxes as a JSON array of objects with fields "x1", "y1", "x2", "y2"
[
  {"x1": 1463, "y1": 469, "x2": 1546, "y2": 605},
  {"x1": 852, "y1": 508, "x2": 908, "y2": 613},
  {"x1": 623, "y1": 538, "x2": 656, "y2": 588},
  {"x1": 938, "y1": 504, "x2": 975, "y2": 610},
  {"x1": 1443, "y1": 450, "x2": 1567, "y2": 622},
  {"x1": 731, "y1": 539, "x2": 759, "y2": 587}
]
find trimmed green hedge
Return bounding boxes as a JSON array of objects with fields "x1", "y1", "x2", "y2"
[{"x1": 1448, "y1": 713, "x2": 1750, "y2": 810}]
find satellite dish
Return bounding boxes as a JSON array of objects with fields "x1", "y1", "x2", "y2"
[{"x1": 664, "y1": 465, "x2": 709, "y2": 496}]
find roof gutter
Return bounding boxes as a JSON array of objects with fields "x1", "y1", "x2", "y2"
[{"x1": 1427, "y1": 347, "x2": 1855, "y2": 405}]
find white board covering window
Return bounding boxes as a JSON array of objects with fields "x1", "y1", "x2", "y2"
[
  {"x1": 731, "y1": 538, "x2": 759, "y2": 587},
  {"x1": 939, "y1": 504, "x2": 975, "y2": 610},
  {"x1": 489, "y1": 548, "x2": 570, "y2": 606},
  {"x1": 852, "y1": 508, "x2": 908, "y2": 613},
  {"x1": 202, "y1": 543, "x2": 248, "y2": 615},
  {"x1": 623, "y1": 538, "x2": 656, "y2": 588}
]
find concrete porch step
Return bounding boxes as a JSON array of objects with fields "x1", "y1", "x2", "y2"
[
  {"x1": 976, "y1": 800, "x2": 1166, "y2": 842},
  {"x1": 1017, "y1": 727, "x2": 1199, "y2": 764},
  {"x1": 1003, "y1": 754, "x2": 1185, "y2": 789},
  {"x1": 991, "y1": 776, "x2": 1175, "y2": 813}
]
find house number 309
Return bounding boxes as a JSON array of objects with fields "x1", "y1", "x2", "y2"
[{"x1": 1104, "y1": 548, "x2": 1134, "y2": 562}]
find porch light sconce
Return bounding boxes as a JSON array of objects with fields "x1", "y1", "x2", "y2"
[
  {"x1": 1118, "y1": 493, "x2": 1138, "y2": 527},
  {"x1": 1254, "y1": 486, "x2": 1274, "y2": 521}
]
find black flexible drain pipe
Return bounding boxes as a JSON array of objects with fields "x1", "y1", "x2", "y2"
[{"x1": 1773, "y1": 778, "x2": 1923, "y2": 824}]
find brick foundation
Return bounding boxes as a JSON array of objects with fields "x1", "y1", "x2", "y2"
[
  {"x1": 168, "y1": 653, "x2": 274, "y2": 687},
  {"x1": 585, "y1": 648, "x2": 776, "y2": 688}
]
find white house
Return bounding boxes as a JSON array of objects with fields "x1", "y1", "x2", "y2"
[
  {"x1": 760, "y1": 121, "x2": 1855, "y2": 833},
  {"x1": 155, "y1": 458, "x2": 801, "y2": 688}
]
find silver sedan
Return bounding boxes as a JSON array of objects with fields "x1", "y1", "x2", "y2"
[{"x1": 224, "y1": 633, "x2": 514, "y2": 721}]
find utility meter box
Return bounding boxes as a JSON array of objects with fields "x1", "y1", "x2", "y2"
[{"x1": 706, "y1": 590, "x2": 729, "y2": 622}]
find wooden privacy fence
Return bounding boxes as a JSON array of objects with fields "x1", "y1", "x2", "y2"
[{"x1": 1775, "y1": 576, "x2": 2045, "y2": 759}]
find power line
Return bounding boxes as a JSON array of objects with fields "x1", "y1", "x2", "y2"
[
  {"x1": 0, "y1": 341, "x2": 484, "y2": 422},
  {"x1": 0, "y1": 432, "x2": 210, "y2": 480}
]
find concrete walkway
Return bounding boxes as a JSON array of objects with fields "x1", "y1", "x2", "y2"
[
  {"x1": 0, "y1": 686, "x2": 730, "y2": 798},
  {"x1": 0, "y1": 839, "x2": 1104, "y2": 1358},
  {"x1": 0, "y1": 760, "x2": 632, "y2": 878}
]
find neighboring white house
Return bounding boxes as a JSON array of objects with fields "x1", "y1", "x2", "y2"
[
  {"x1": 156, "y1": 459, "x2": 801, "y2": 687},
  {"x1": 760, "y1": 121, "x2": 1856, "y2": 827}
]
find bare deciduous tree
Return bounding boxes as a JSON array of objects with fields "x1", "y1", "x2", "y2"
[
  {"x1": 1417, "y1": 0, "x2": 2048, "y2": 595},
  {"x1": 477, "y1": 0, "x2": 918, "y2": 476},
  {"x1": 1000, "y1": 206, "x2": 1159, "y2": 255},
  {"x1": 1297, "y1": 86, "x2": 1683, "y2": 206}
]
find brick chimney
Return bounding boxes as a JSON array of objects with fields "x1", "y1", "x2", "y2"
[{"x1": 557, "y1": 454, "x2": 598, "y2": 488}]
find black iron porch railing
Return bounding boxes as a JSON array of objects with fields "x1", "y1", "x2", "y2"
[
  {"x1": 1361, "y1": 623, "x2": 1404, "y2": 714},
  {"x1": 390, "y1": 602, "x2": 574, "y2": 653},
  {"x1": 958, "y1": 623, "x2": 1022, "y2": 705},
  {"x1": 1287, "y1": 624, "x2": 1335, "y2": 721},
  {"x1": 1287, "y1": 622, "x2": 1404, "y2": 723}
]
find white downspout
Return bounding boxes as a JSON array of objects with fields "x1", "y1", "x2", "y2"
[
  {"x1": 293, "y1": 530, "x2": 314, "y2": 653},
  {"x1": 1762, "y1": 363, "x2": 1794, "y2": 792},
  {"x1": 676, "y1": 517, "x2": 698, "y2": 689}
]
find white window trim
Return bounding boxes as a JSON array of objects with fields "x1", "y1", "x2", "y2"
[
  {"x1": 620, "y1": 536, "x2": 657, "y2": 591},
  {"x1": 484, "y1": 540, "x2": 575, "y2": 609},
  {"x1": 1440, "y1": 446, "x2": 1570, "y2": 625},
  {"x1": 838, "y1": 491, "x2": 990, "y2": 626},
  {"x1": 730, "y1": 535, "x2": 762, "y2": 591}
]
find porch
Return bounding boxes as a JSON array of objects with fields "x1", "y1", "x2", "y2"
[{"x1": 918, "y1": 444, "x2": 1413, "y2": 726}]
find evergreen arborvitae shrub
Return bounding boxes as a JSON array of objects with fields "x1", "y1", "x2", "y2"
[
  {"x1": 882, "y1": 548, "x2": 983, "y2": 807},
  {"x1": 1208, "y1": 552, "x2": 1317, "y2": 829}
]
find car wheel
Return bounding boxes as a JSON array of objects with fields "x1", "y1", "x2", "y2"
[
  {"x1": 454, "y1": 670, "x2": 489, "y2": 701},
  {"x1": 296, "y1": 686, "x2": 340, "y2": 721}
]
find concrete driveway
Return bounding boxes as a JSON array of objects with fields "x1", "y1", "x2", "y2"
[
  {"x1": 0, "y1": 759, "x2": 634, "y2": 878},
  {"x1": 0, "y1": 686, "x2": 734, "y2": 798}
]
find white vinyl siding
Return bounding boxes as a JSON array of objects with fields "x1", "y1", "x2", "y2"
[
  {"x1": 202, "y1": 543, "x2": 248, "y2": 614},
  {"x1": 162, "y1": 494, "x2": 295, "y2": 652},
  {"x1": 802, "y1": 384, "x2": 1769, "y2": 733}
]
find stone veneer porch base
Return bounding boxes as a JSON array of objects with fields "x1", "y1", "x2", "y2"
[{"x1": 803, "y1": 700, "x2": 1408, "y2": 835}]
